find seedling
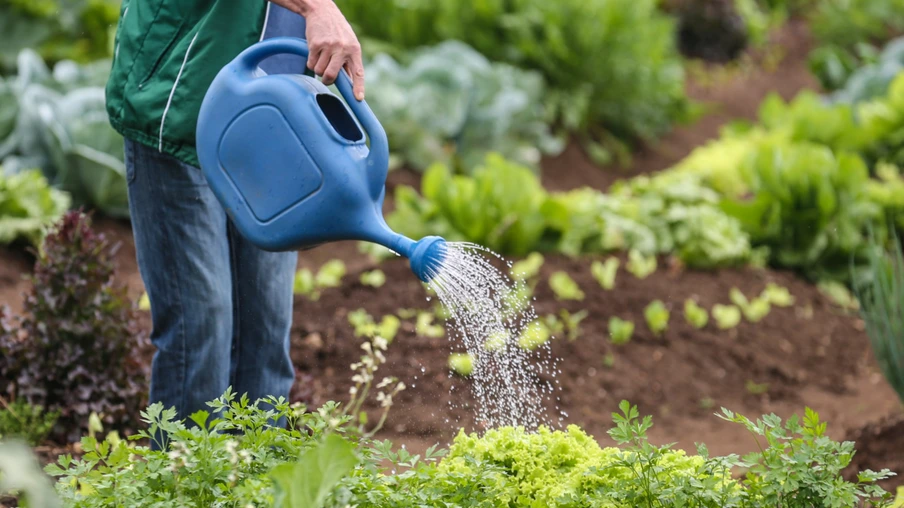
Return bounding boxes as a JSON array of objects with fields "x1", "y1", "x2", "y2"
[
  {"x1": 360, "y1": 270, "x2": 386, "y2": 288},
  {"x1": 760, "y1": 282, "x2": 794, "y2": 307},
  {"x1": 684, "y1": 299, "x2": 708, "y2": 329},
  {"x1": 294, "y1": 259, "x2": 347, "y2": 300},
  {"x1": 484, "y1": 331, "x2": 509, "y2": 352},
  {"x1": 745, "y1": 380, "x2": 770, "y2": 395},
  {"x1": 712, "y1": 304, "x2": 741, "y2": 330},
  {"x1": 448, "y1": 353, "x2": 475, "y2": 377},
  {"x1": 730, "y1": 287, "x2": 771, "y2": 322},
  {"x1": 602, "y1": 353, "x2": 616, "y2": 368},
  {"x1": 591, "y1": 257, "x2": 620, "y2": 290},
  {"x1": 559, "y1": 309, "x2": 588, "y2": 341},
  {"x1": 549, "y1": 271, "x2": 585, "y2": 301},
  {"x1": 504, "y1": 282, "x2": 535, "y2": 317},
  {"x1": 416, "y1": 312, "x2": 444, "y2": 338},
  {"x1": 518, "y1": 320, "x2": 552, "y2": 350},
  {"x1": 818, "y1": 280, "x2": 860, "y2": 311},
  {"x1": 347, "y1": 309, "x2": 401, "y2": 342},
  {"x1": 644, "y1": 300, "x2": 669, "y2": 337},
  {"x1": 511, "y1": 252, "x2": 544, "y2": 280},
  {"x1": 608, "y1": 317, "x2": 634, "y2": 345},
  {"x1": 626, "y1": 249, "x2": 656, "y2": 280}
]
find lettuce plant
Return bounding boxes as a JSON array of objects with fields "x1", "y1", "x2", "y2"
[
  {"x1": 609, "y1": 317, "x2": 635, "y2": 345},
  {"x1": 684, "y1": 299, "x2": 710, "y2": 329},
  {"x1": 0, "y1": 211, "x2": 149, "y2": 443},
  {"x1": 0, "y1": 168, "x2": 70, "y2": 246},
  {"x1": 713, "y1": 304, "x2": 743, "y2": 329},
  {"x1": 548, "y1": 271, "x2": 585, "y2": 301},
  {"x1": 591, "y1": 257, "x2": 620, "y2": 290},
  {"x1": 447, "y1": 353, "x2": 475, "y2": 377},
  {"x1": 644, "y1": 300, "x2": 670, "y2": 337}
]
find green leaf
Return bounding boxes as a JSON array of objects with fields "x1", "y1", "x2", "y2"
[
  {"x1": 626, "y1": 249, "x2": 656, "y2": 279},
  {"x1": 608, "y1": 317, "x2": 634, "y2": 345},
  {"x1": 271, "y1": 434, "x2": 359, "y2": 508},
  {"x1": 643, "y1": 300, "x2": 670, "y2": 337},
  {"x1": 713, "y1": 304, "x2": 742, "y2": 330},
  {"x1": 548, "y1": 271, "x2": 585, "y2": 301},
  {"x1": 591, "y1": 257, "x2": 619, "y2": 290},
  {"x1": 359, "y1": 269, "x2": 386, "y2": 288},
  {"x1": 684, "y1": 299, "x2": 709, "y2": 329},
  {"x1": 511, "y1": 252, "x2": 545, "y2": 280},
  {"x1": 448, "y1": 353, "x2": 475, "y2": 377}
]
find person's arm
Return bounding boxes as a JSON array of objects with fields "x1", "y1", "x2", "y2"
[{"x1": 267, "y1": 0, "x2": 366, "y2": 100}]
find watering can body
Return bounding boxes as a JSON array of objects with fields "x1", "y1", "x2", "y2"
[{"x1": 196, "y1": 37, "x2": 445, "y2": 281}]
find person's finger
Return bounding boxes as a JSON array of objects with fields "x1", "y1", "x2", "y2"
[
  {"x1": 306, "y1": 44, "x2": 322, "y2": 73},
  {"x1": 347, "y1": 51, "x2": 365, "y2": 100},
  {"x1": 321, "y1": 52, "x2": 345, "y2": 85},
  {"x1": 313, "y1": 49, "x2": 332, "y2": 78}
]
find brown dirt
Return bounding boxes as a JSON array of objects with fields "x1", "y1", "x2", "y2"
[
  {"x1": 288, "y1": 254, "x2": 903, "y2": 467},
  {"x1": 845, "y1": 415, "x2": 904, "y2": 492},
  {"x1": 541, "y1": 19, "x2": 821, "y2": 193}
]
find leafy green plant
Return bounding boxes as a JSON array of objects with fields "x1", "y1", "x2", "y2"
[
  {"x1": 684, "y1": 298, "x2": 710, "y2": 329},
  {"x1": 342, "y1": 0, "x2": 689, "y2": 149},
  {"x1": 271, "y1": 434, "x2": 359, "y2": 508},
  {"x1": 730, "y1": 287, "x2": 772, "y2": 322},
  {"x1": 721, "y1": 142, "x2": 881, "y2": 282},
  {"x1": 518, "y1": 320, "x2": 552, "y2": 350},
  {"x1": 511, "y1": 252, "x2": 545, "y2": 280},
  {"x1": 0, "y1": 440, "x2": 61, "y2": 508},
  {"x1": 548, "y1": 271, "x2": 585, "y2": 301},
  {"x1": 542, "y1": 310, "x2": 588, "y2": 342},
  {"x1": 448, "y1": 353, "x2": 475, "y2": 377},
  {"x1": 717, "y1": 406, "x2": 894, "y2": 506},
  {"x1": 359, "y1": 270, "x2": 386, "y2": 288},
  {"x1": 644, "y1": 300, "x2": 670, "y2": 337},
  {"x1": 760, "y1": 282, "x2": 795, "y2": 307},
  {"x1": 347, "y1": 309, "x2": 401, "y2": 342},
  {"x1": 609, "y1": 317, "x2": 635, "y2": 345},
  {"x1": 365, "y1": 41, "x2": 564, "y2": 173},
  {"x1": 415, "y1": 311, "x2": 444, "y2": 338},
  {"x1": 0, "y1": 211, "x2": 149, "y2": 443},
  {"x1": 591, "y1": 257, "x2": 620, "y2": 290},
  {"x1": 713, "y1": 303, "x2": 743, "y2": 329},
  {"x1": 0, "y1": 397, "x2": 59, "y2": 446},
  {"x1": 0, "y1": 169, "x2": 70, "y2": 246},
  {"x1": 1, "y1": 50, "x2": 128, "y2": 218},
  {"x1": 484, "y1": 331, "x2": 509, "y2": 352},
  {"x1": 389, "y1": 154, "x2": 549, "y2": 256},
  {"x1": 294, "y1": 260, "x2": 347, "y2": 300},
  {"x1": 627, "y1": 249, "x2": 657, "y2": 279},
  {"x1": 1, "y1": 0, "x2": 118, "y2": 68},
  {"x1": 809, "y1": 0, "x2": 904, "y2": 53}
]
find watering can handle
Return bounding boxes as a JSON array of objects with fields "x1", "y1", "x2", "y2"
[{"x1": 236, "y1": 36, "x2": 390, "y2": 200}]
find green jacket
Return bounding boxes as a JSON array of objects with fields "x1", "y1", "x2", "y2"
[{"x1": 105, "y1": 0, "x2": 268, "y2": 167}]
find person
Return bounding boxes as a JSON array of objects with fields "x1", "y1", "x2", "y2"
[{"x1": 105, "y1": 0, "x2": 365, "y2": 446}]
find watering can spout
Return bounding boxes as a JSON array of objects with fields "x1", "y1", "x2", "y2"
[{"x1": 367, "y1": 226, "x2": 447, "y2": 283}]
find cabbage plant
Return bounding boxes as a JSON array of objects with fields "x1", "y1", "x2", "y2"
[{"x1": 1, "y1": 49, "x2": 128, "y2": 218}]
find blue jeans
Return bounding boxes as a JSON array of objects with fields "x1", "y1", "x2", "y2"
[{"x1": 124, "y1": 138, "x2": 297, "y2": 445}]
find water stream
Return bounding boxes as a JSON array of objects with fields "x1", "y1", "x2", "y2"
[{"x1": 425, "y1": 242, "x2": 563, "y2": 429}]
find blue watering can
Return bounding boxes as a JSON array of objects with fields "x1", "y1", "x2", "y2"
[{"x1": 196, "y1": 37, "x2": 446, "y2": 282}]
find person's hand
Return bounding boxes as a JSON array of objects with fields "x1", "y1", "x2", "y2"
[{"x1": 301, "y1": 0, "x2": 365, "y2": 100}]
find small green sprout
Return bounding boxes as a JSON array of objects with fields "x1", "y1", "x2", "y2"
[
  {"x1": 745, "y1": 380, "x2": 769, "y2": 395},
  {"x1": 484, "y1": 331, "x2": 508, "y2": 352},
  {"x1": 314, "y1": 259, "x2": 346, "y2": 288},
  {"x1": 760, "y1": 282, "x2": 794, "y2": 307},
  {"x1": 684, "y1": 299, "x2": 709, "y2": 329},
  {"x1": 348, "y1": 309, "x2": 401, "y2": 342},
  {"x1": 602, "y1": 353, "x2": 616, "y2": 368},
  {"x1": 518, "y1": 320, "x2": 552, "y2": 350},
  {"x1": 626, "y1": 249, "x2": 656, "y2": 279},
  {"x1": 416, "y1": 312, "x2": 444, "y2": 338},
  {"x1": 591, "y1": 257, "x2": 620, "y2": 290},
  {"x1": 448, "y1": 353, "x2": 475, "y2": 377},
  {"x1": 608, "y1": 317, "x2": 635, "y2": 345},
  {"x1": 644, "y1": 300, "x2": 670, "y2": 337},
  {"x1": 712, "y1": 304, "x2": 742, "y2": 330},
  {"x1": 549, "y1": 271, "x2": 585, "y2": 301},
  {"x1": 359, "y1": 270, "x2": 386, "y2": 288},
  {"x1": 729, "y1": 287, "x2": 771, "y2": 322},
  {"x1": 511, "y1": 252, "x2": 545, "y2": 280}
]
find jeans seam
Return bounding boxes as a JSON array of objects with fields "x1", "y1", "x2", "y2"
[{"x1": 228, "y1": 222, "x2": 241, "y2": 392}]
